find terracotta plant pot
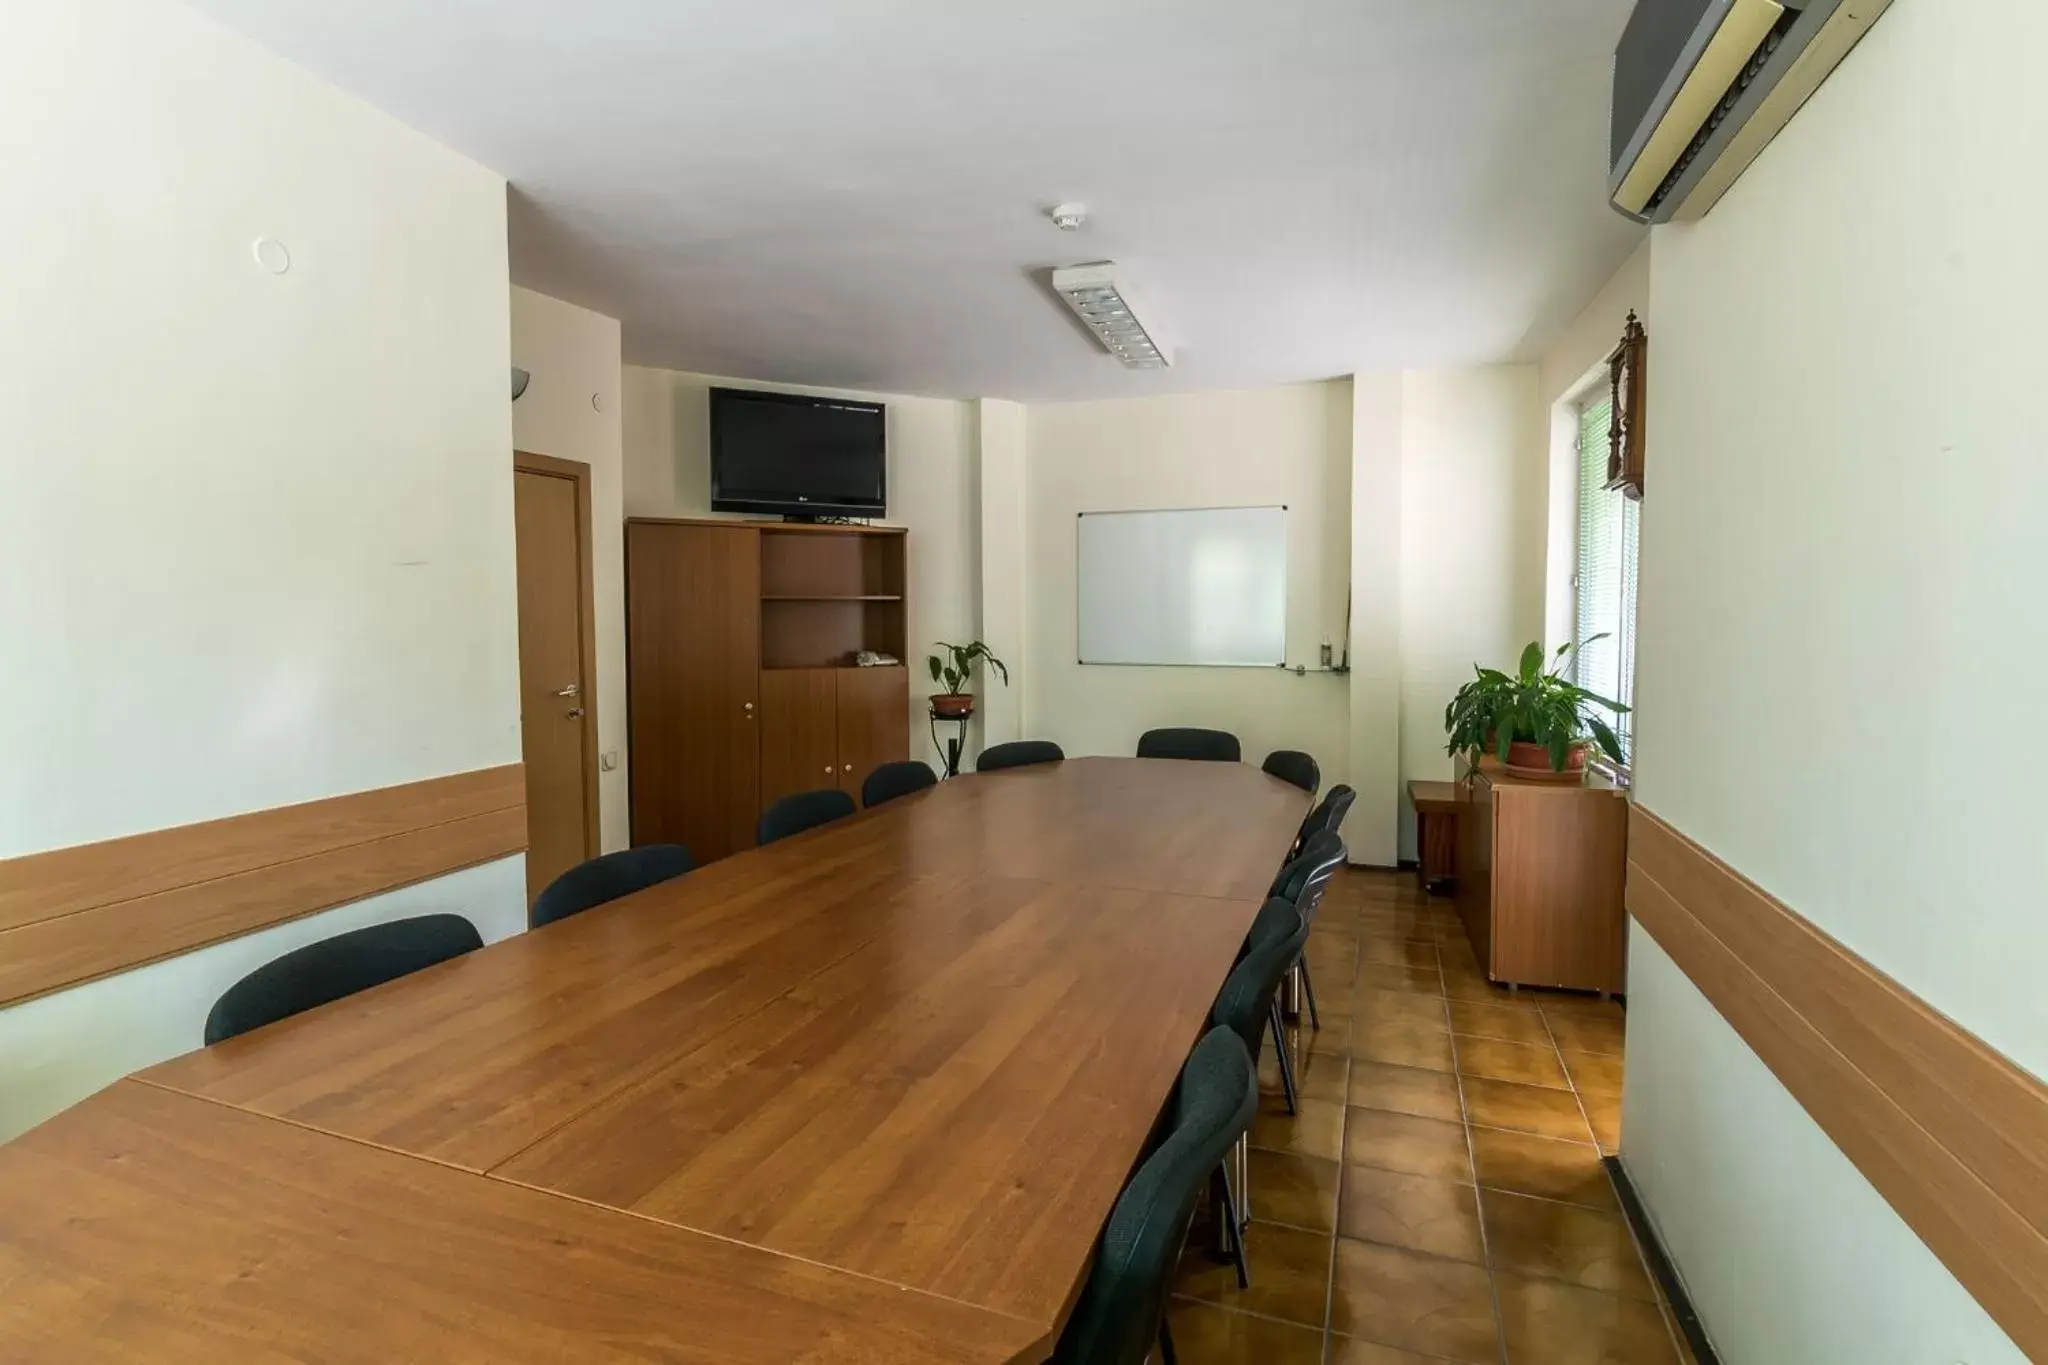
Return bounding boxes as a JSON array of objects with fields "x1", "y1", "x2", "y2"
[
  {"x1": 1504, "y1": 740, "x2": 1590, "y2": 783},
  {"x1": 930, "y1": 693, "x2": 975, "y2": 719}
]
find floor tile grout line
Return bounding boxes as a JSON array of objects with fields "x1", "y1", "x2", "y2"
[{"x1": 1442, "y1": 946, "x2": 1513, "y2": 1365}]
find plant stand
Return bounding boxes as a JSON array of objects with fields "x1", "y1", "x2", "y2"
[{"x1": 929, "y1": 708, "x2": 973, "y2": 778}]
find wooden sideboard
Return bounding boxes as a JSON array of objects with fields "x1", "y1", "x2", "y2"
[{"x1": 1455, "y1": 768, "x2": 1629, "y2": 994}]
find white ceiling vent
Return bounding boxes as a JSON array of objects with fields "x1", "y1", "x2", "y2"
[{"x1": 1051, "y1": 262, "x2": 1172, "y2": 370}]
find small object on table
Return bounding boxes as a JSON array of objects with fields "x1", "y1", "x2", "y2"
[
  {"x1": 1407, "y1": 779, "x2": 1461, "y2": 894},
  {"x1": 929, "y1": 707, "x2": 973, "y2": 778}
]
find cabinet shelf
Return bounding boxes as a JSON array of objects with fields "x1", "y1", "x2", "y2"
[{"x1": 761, "y1": 594, "x2": 903, "y2": 602}]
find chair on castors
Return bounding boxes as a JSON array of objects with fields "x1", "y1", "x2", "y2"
[
  {"x1": 205, "y1": 914, "x2": 483, "y2": 1045},
  {"x1": 531, "y1": 844, "x2": 693, "y2": 929},
  {"x1": 1136, "y1": 727, "x2": 1241, "y2": 763},
  {"x1": 861, "y1": 759, "x2": 937, "y2": 808},
  {"x1": 756, "y1": 788, "x2": 857, "y2": 845},
  {"x1": 1049, "y1": 1026, "x2": 1258, "y2": 1364},
  {"x1": 1269, "y1": 829, "x2": 1348, "y2": 1032},
  {"x1": 1206, "y1": 898, "x2": 1312, "y2": 1287},
  {"x1": 1260, "y1": 749, "x2": 1320, "y2": 794},
  {"x1": 976, "y1": 739, "x2": 1065, "y2": 772},
  {"x1": 1288, "y1": 781, "x2": 1355, "y2": 858}
]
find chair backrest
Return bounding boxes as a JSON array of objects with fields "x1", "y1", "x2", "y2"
[
  {"x1": 1050, "y1": 1026, "x2": 1258, "y2": 1365},
  {"x1": 1135, "y1": 727, "x2": 1241, "y2": 763},
  {"x1": 1261, "y1": 749, "x2": 1320, "y2": 794},
  {"x1": 860, "y1": 759, "x2": 937, "y2": 808},
  {"x1": 1291, "y1": 782, "x2": 1356, "y2": 855},
  {"x1": 1213, "y1": 898, "x2": 1311, "y2": 1057},
  {"x1": 976, "y1": 739, "x2": 1065, "y2": 772},
  {"x1": 1270, "y1": 828, "x2": 1347, "y2": 924},
  {"x1": 756, "y1": 788, "x2": 858, "y2": 845},
  {"x1": 531, "y1": 844, "x2": 693, "y2": 929},
  {"x1": 204, "y1": 914, "x2": 483, "y2": 1046}
]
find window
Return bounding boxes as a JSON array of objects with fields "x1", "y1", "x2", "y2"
[{"x1": 1573, "y1": 394, "x2": 1640, "y2": 763}]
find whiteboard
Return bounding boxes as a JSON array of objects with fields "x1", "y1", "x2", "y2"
[{"x1": 1077, "y1": 506, "x2": 1286, "y2": 667}]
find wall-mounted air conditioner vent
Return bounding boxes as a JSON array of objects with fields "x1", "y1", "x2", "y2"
[{"x1": 1610, "y1": 0, "x2": 1893, "y2": 224}]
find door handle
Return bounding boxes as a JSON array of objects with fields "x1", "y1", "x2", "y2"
[
  {"x1": 554, "y1": 683, "x2": 581, "y2": 698},
  {"x1": 824, "y1": 766, "x2": 835, "y2": 775}
]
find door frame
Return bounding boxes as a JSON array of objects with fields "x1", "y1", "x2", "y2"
[{"x1": 513, "y1": 450, "x2": 601, "y2": 868}]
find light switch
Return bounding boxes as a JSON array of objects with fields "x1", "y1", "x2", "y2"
[{"x1": 599, "y1": 749, "x2": 620, "y2": 772}]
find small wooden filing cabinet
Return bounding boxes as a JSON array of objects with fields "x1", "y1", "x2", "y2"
[{"x1": 1455, "y1": 768, "x2": 1629, "y2": 994}]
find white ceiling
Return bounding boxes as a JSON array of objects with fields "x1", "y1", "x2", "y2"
[{"x1": 188, "y1": 0, "x2": 1645, "y2": 402}]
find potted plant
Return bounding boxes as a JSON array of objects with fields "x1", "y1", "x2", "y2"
[
  {"x1": 1444, "y1": 637, "x2": 1628, "y2": 781},
  {"x1": 927, "y1": 640, "x2": 1008, "y2": 719}
]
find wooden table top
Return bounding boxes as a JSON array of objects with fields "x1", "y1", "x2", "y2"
[{"x1": 8, "y1": 757, "x2": 1307, "y2": 1362}]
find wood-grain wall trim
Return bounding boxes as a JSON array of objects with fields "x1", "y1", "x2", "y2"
[
  {"x1": 0, "y1": 766, "x2": 526, "y2": 1007},
  {"x1": 1626, "y1": 805, "x2": 2048, "y2": 1358}
]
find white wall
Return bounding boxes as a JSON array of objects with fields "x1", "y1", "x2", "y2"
[
  {"x1": 1022, "y1": 383, "x2": 1354, "y2": 777},
  {"x1": 1395, "y1": 367, "x2": 1546, "y2": 855},
  {"x1": 511, "y1": 288, "x2": 628, "y2": 851},
  {"x1": 0, "y1": 0, "x2": 522, "y2": 1140},
  {"x1": 621, "y1": 367, "x2": 983, "y2": 763},
  {"x1": 976, "y1": 399, "x2": 1028, "y2": 749},
  {"x1": 1346, "y1": 374, "x2": 1404, "y2": 867},
  {"x1": 1626, "y1": 0, "x2": 2043, "y2": 1358}
]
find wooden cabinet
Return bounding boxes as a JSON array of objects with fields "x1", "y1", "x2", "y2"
[
  {"x1": 833, "y1": 666, "x2": 909, "y2": 800},
  {"x1": 758, "y1": 665, "x2": 911, "y2": 808},
  {"x1": 627, "y1": 521, "x2": 761, "y2": 861},
  {"x1": 627, "y1": 519, "x2": 910, "y2": 864},
  {"x1": 1455, "y1": 769, "x2": 1629, "y2": 994}
]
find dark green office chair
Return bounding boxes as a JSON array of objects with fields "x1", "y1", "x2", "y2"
[
  {"x1": 204, "y1": 914, "x2": 483, "y2": 1045},
  {"x1": 1260, "y1": 749, "x2": 1320, "y2": 794},
  {"x1": 1287, "y1": 781, "x2": 1354, "y2": 859},
  {"x1": 1136, "y1": 727, "x2": 1241, "y2": 762},
  {"x1": 860, "y1": 759, "x2": 936, "y2": 808},
  {"x1": 531, "y1": 844, "x2": 693, "y2": 928},
  {"x1": 976, "y1": 739, "x2": 1064, "y2": 771},
  {"x1": 1050, "y1": 1026, "x2": 1258, "y2": 1365},
  {"x1": 1269, "y1": 829, "x2": 1347, "y2": 1031},
  {"x1": 756, "y1": 788, "x2": 857, "y2": 845}
]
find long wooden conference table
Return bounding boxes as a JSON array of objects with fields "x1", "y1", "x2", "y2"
[{"x1": 0, "y1": 757, "x2": 1307, "y2": 1363}]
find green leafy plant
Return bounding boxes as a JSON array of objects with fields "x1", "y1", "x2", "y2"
[
  {"x1": 927, "y1": 640, "x2": 1008, "y2": 696},
  {"x1": 1443, "y1": 637, "x2": 1629, "y2": 771}
]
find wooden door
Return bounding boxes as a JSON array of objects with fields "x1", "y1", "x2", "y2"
[
  {"x1": 758, "y1": 669, "x2": 840, "y2": 811},
  {"x1": 513, "y1": 459, "x2": 597, "y2": 903},
  {"x1": 627, "y1": 522, "x2": 760, "y2": 861},
  {"x1": 834, "y1": 666, "x2": 909, "y2": 798}
]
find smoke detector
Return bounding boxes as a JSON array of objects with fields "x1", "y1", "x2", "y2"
[{"x1": 1047, "y1": 202, "x2": 1087, "y2": 232}]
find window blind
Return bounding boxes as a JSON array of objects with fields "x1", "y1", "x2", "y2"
[{"x1": 1574, "y1": 396, "x2": 1640, "y2": 759}]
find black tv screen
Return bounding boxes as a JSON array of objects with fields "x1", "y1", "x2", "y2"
[{"x1": 708, "y1": 387, "x2": 886, "y2": 518}]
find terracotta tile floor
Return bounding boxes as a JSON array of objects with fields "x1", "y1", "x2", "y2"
[{"x1": 1170, "y1": 868, "x2": 1692, "y2": 1365}]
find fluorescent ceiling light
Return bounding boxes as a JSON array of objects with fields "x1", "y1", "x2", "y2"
[{"x1": 1051, "y1": 261, "x2": 1172, "y2": 370}]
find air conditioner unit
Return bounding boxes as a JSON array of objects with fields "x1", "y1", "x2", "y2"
[{"x1": 1609, "y1": 0, "x2": 1892, "y2": 224}]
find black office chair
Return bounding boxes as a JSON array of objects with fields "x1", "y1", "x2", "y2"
[
  {"x1": 1136, "y1": 727, "x2": 1241, "y2": 763},
  {"x1": 204, "y1": 914, "x2": 483, "y2": 1045},
  {"x1": 1260, "y1": 750, "x2": 1320, "y2": 794},
  {"x1": 531, "y1": 844, "x2": 693, "y2": 929},
  {"x1": 1269, "y1": 829, "x2": 1348, "y2": 1032},
  {"x1": 976, "y1": 739, "x2": 1065, "y2": 772},
  {"x1": 1205, "y1": 898, "x2": 1311, "y2": 1289},
  {"x1": 1050, "y1": 1026, "x2": 1258, "y2": 1365},
  {"x1": 1288, "y1": 781, "x2": 1355, "y2": 858},
  {"x1": 860, "y1": 759, "x2": 937, "y2": 808},
  {"x1": 756, "y1": 788, "x2": 857, "y2": 845}
]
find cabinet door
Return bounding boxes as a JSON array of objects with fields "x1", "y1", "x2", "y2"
[
  {"x1": 834, "y1": 666, "x2": 910, "y2": 798},
  {"x1": 1455, "y1": 776, "x2": 1496, "y2": 972},
  {"x1": 758, "y1": 669, "x2": 841, "y2": 812},
  {"x1": 626, "y1": 522, "x2": 760, "y2": 862}
]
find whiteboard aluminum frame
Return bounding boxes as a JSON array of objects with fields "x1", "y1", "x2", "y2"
[{"x1": 1075, "y1": 504, "x2": 1289, "y2": 669}]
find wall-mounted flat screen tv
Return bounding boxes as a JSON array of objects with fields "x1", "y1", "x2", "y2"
[{"x1": 708, "y1": 387, "x2": 886, "y2": 519}]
